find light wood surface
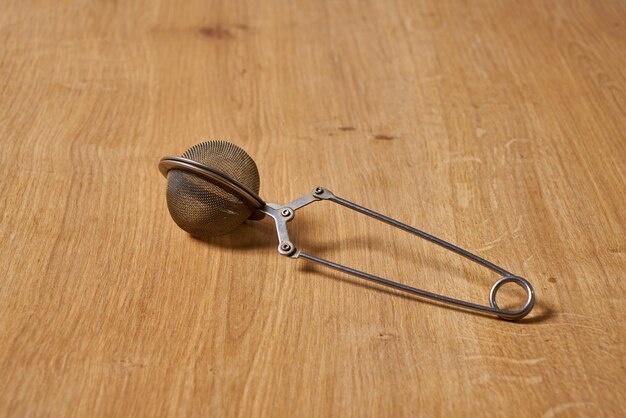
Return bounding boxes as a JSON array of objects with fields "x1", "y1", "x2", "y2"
[{"x1": 1, "y1": 0, "x2": 625, "y2": 416}]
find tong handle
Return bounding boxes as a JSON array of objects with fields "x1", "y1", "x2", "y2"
[{"x1": 261, "y1": 187, "x2": 535, "y2": 320}]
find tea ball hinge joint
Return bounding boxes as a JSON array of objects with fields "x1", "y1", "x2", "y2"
[{"x1": 260, "y1": 186, "x2": 337, "y2": 258}]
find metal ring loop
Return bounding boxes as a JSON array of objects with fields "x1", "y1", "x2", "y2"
[
  {"x1": 158, "y1": 156, "x2": 266, "y2": 208},
  {"x1": 489, "y1": 276, "x2": 535, "y2": 320}
]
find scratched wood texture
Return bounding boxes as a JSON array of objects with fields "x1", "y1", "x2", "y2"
[{"x1": 1, "y1": 0, "x2": 625, "y2": 416}]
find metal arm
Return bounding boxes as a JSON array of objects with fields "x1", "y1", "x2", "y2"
[{"x1": 259, "y1": 187, "x2": 535, "y2": 320}]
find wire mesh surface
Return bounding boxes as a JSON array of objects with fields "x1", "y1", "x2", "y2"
[{"x1": 166, "y1": 140, "x2": 260, "y2": 238}]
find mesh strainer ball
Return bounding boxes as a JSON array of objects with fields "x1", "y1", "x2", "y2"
[{"x1": 163, "y1": 141, "x2": 262, "y2": 238}]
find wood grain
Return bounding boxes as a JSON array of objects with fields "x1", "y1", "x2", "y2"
[{"x1": 1, "y1": 0, "x2": 625, "y2": 416}]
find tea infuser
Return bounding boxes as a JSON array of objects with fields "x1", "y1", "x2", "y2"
[{"x1": 159, "y1": 140, "x2": 535, "y2": 320}]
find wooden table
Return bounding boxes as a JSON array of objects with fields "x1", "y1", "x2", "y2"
[{"x1": 1, "y1": 1, "x2": 624, "y2": 416}]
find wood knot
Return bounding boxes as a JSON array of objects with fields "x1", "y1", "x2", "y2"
[{"x1": 198, "y1": 26, "x2": 233, "y2": 39}]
